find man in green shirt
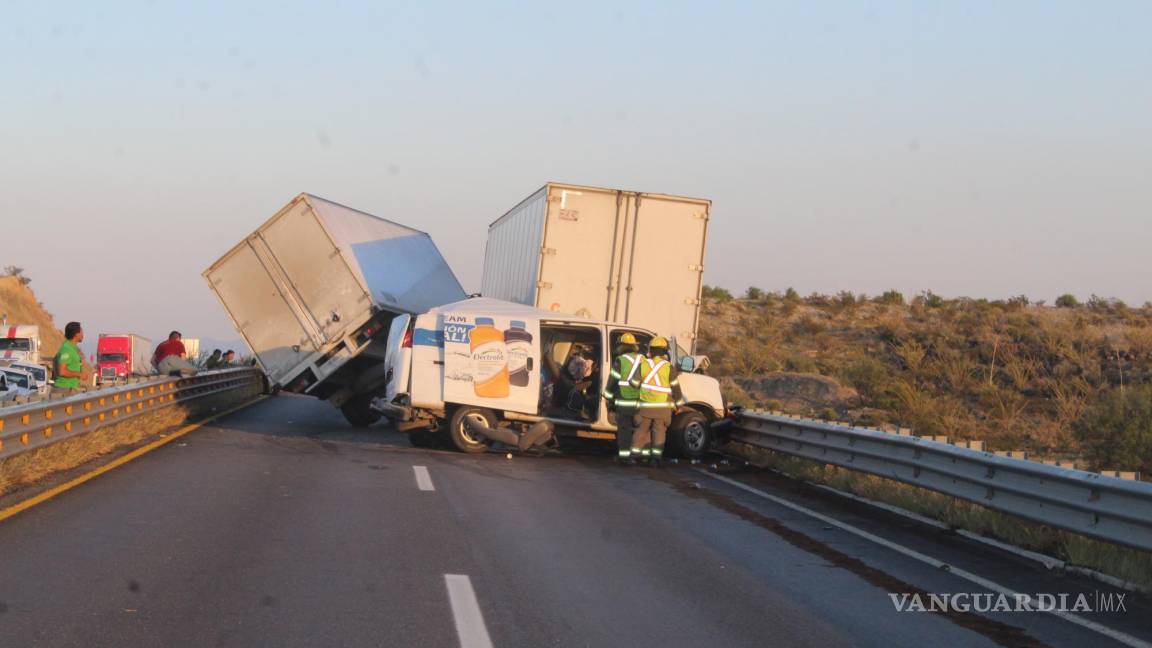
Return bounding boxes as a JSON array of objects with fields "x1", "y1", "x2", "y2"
[{"x1": 53, "y1": 321, "x2": 85, "y2": 392}]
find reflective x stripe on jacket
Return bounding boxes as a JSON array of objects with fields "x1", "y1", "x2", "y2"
[
  {"x1": 639, "y1": 358, "x2": 685, "y2": 408},
  {"x1": 603, "y1": 353, "x2": 644, "y2": 406}
]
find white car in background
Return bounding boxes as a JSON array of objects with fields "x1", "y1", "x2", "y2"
[
  {"x1": 0, "y1": 360, "x2": 49, "y2": 396},
  {"x1": 0, "y1": 367, "x2": 37, "y2": 400}
]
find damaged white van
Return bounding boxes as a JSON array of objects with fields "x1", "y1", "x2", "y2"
[{"x1": 374, "y1": 298, "x2": 727, "y2": 458}]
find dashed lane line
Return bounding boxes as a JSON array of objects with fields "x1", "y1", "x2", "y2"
[
  {"x1": 413, "y1": 466, "x2": 435, "y2": 491},
  {"x1": 445, "y1": 574, "x2": 493, "y2": 648}
]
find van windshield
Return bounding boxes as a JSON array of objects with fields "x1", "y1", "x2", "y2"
[
  {"x1": 1, "y1": 371, "x2": 29, "y2": 388},
  {"x1": 0, "y1": 338, "x2": 31, "y2": 351},
  {"x1": 15, "y1": 365, "x2": 45, "y2": 381}
]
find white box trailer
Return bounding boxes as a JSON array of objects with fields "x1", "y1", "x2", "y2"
[
  {"x1": 481, "y1": 183, "x2": 710, "y2": 353},
  {"x1": 377, "y1": 297, "x2": 726, "y2": 457},
  {"x1": 203, "y1": 193, "x2": 466, "y2": 423}
]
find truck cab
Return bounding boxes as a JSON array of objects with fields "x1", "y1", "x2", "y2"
[
  {"x1": 0, "y1": 325, "x2": 41, "y2": 365},
  {"x1": 97, "y1": 334, "x2": 152, "y2": 383},
  {"x1": 377, "y1": 298, "x2": 726, "y2": 457}
]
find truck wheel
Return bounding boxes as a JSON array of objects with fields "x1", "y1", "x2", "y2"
[
  {"x1": 341, "y1": 395, "x2": 383, "y2": 427},
  {"x1": 408, "y1": 428, "x2": 441, "y2": 449},
  {"x1": 448, "y1": 407, "x2": 496, "y2": 454},
  {"x1": 669, "y1": 410, "x2": 710, "y2": 459}
]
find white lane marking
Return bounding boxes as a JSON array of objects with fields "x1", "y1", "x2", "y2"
[
  {"x1": 700, "y1": 470, "x2": 1151, "y2": 648},
  {"x1": 445, "y1": 574, "x2": 493, "y2": 648},
  {"x1": 413, "y1": 466, "x2": 435, "y2": 491}
]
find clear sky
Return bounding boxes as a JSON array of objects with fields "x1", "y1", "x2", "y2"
[{"x1": 3, "y1": 1, "x2": 1150, "y2": 346}]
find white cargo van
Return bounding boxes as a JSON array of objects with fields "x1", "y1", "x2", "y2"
[{"x1": 375, "y1": 298, "x2": 726, "y2": 457}]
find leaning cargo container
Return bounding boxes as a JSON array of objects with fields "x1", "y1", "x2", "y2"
[
  {"x1": 480, "y1": 183, "x2": 710, "y2": 353},
  {"x1": 203, "y1": 193, "x2": 466, "y2": 425}
]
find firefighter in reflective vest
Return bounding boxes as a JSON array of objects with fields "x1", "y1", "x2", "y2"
[
  {"x1": 633, "y1": 336, "x2": 685, "y2": 466},
  {"x1": 602, "y1": 332, "x2": 645, "y2": 465}
]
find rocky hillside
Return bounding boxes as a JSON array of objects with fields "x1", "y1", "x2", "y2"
[
  {"x1": 0, "y1": 274, "x2": 65, "y2": 356},
  {"x1": 698, "y1": 290, "x2": 1152, "y2": 473},
  {"x1": 0, "y1": 271, "x2": 95, "y2": 382}
]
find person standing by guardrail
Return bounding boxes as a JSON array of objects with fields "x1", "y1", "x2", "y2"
[
  {"x1": 152, "y1": 331, "x2": 197, "y2": 377},
  {"x1": 204, "y1": 349, "x2": 222, "y2": 369},
  {"x1": 633, "y1": 336, "x2": 685, "y2": 467},
  {"x1": 52, "y1": 321, "x2": 85, "y2": 394}
]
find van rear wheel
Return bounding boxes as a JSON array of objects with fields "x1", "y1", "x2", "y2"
[
  {"x1": 448, "y1": 407, "x2": 496, "y2": 454},
  {"x1": 341, "y1": 395, "x2": 383, "y2": 427}
]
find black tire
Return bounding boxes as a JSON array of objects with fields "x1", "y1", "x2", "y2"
[
  {"x1": 669, "y1": 410, "x2": 711, "y2": 459},
  {"x1": 341, "y1": 395, "x2": 383, "y2": 428},
  {"x1": 448, "y1": 406, "x2": 497, "y2": 454},
  {"x1": 408, "y1": 428, "x2": 440, "y2": 449}
]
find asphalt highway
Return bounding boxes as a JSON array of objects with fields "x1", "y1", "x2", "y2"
[{"x1": 0, "y1": 395, "x2": 1148, "y2": 647}]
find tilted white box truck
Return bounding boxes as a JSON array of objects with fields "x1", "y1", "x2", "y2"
[
  {"x1": 203, "y1": 193, "x2": 466, "y2": 425},
  {"x1": 481, "y1": 183, "x2": 710, "y2": 354}
]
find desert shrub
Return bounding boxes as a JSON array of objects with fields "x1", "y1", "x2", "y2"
[
  {"x1": 783, "y1": 287, "x2": 800, "y2": 302},
  {"x1": 2, "y1": 266, "x2": 31, "y2": 285},
  {"x1": 805, "y1": 293, "x2": 832, "y2": 307},
  {"x1": 1074, "y1": 385, "x2": 1152, "y2": 472},
  {"x1": 1006, "y1": 294, "x2": 1030, "y2": 309},
  {"x1": 744, "y1": 286, "x2": 765, "y2": 301},
  {"x1": 840, "y1": 356, "x2": 891, "y2": 404},
  {"x1": 1055, "y1": 294, "x2": 1079, "y2": 308},
  {"x1": 921, "y1": 290, "x2": 945, "y2": 308},
  {"x1": 793, "y1": 316, "x2": 825, "y2": 336},
  {"x1": 702, "y1": 285, "x2": 733, "y2": 301},
  {"x1": 875, "y1": 290, "x2": 905, "y2": 306},
  {"x1": 783, "y1": 354, "x2": 817, "y2": 373}
]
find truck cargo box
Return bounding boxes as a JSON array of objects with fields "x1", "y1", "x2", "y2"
[
  {"x1": 480, "y1": 183, "x2": 710, "y2": 353},
  {"x1": 204, "y1": 193, "x2": 465, "y2": 392}
]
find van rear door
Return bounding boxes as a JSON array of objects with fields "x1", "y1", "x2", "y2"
[{"x1": 383, "y1": 314, "x2": 412, "y2": 401}]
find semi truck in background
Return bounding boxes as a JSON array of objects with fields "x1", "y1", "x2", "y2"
[
  {"x1": 481, "y1": 183, "x2": 710, "y2": 354},
  {"x1": 0, "y1": 325, "x2": 42, "y2": 365},
  {"x1": 96, "y1": 334, "x2": 152, "y2": 383},
  {"x1": 203, "y1": 193, "x2": 465, "y2": 426}
]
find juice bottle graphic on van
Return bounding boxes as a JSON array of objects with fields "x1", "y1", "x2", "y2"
[
  {"x1": 504, "y1": 320, "x2": 533, "y2": 388},
  {"x1": 470, "y1": 317, "x2": 509, "y2": 398}
]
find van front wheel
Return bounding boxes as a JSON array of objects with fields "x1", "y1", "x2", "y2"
[
  {"x1": 669, "y1": 410, "x2": 710, "y2": 459},
  {"x1": 448, "y1": 407, "x2": 496, "y2": 453}
]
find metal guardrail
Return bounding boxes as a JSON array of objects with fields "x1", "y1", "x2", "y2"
[
  {"x1": 732, "y1": 412, "x2": 1152, "y2": 552},
  {"x1": 0, "y1": 368, "x2": 263, "y2": 461}
]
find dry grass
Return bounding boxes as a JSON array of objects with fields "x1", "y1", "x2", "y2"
[
  {"x1": 727, "y1": 442, "x2": 1152, "y2": 590},
  {"x1": 0, "y1": 387, "x2": 260, "y2": 496},
  {"x1": 700, "y1": 294, "x2": 1152, "y2": 471}
]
